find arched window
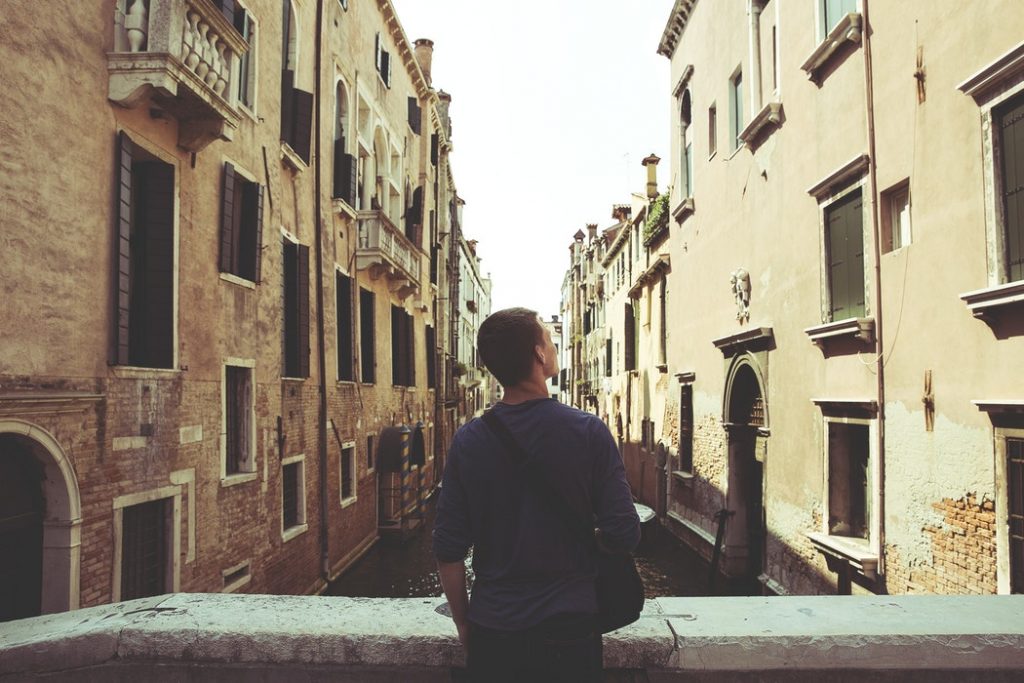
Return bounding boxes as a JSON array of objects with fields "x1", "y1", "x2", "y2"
[{"x1": 680, "y1": 89, "x2": 693, "y2": 198}]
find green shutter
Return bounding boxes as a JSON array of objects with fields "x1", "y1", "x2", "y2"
[{"x1": 826, "y1": 190, "x2": 865, "y2": 320}]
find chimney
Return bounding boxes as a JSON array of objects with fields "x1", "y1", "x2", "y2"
[
  {"x1": 586, "y1": 223, "x2": 598, "y2": 241},
  {"x1": 467, "y1": 239, "x2": 478, "y2": 256},
  {"x1": 642, "y1": 153, "x2": 661, "y2": 199},
  {"x1": 414, "y1": 39, "x2": 434, "y2": 86}
]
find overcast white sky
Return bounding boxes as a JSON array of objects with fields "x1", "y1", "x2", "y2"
[{"x1": 392, "y1": 0, "x2": 674, "y2": 318}]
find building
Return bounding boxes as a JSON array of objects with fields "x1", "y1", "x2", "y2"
[
  {"x1": 0, "y1": 0, "x2": 483, "y2": 621},
  {"x1": 454, "y1": 233, "x2": 494, "y2": 418},
  {"x1": 540, "y1": 315, "x2": 563, "y2": 400}
]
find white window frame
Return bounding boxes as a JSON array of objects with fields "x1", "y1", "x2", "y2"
[
  {"x1": 219, "y1": 158, "x2": 261, "y2": 289},
  {"x1": 340, "y1": 440, "x2": 357, "y2": 507},
  {"x1": 236, "y1": 0, "x2": 258, "y2": 115},
  {"x1": 281, "y1": 453, "x2": 308, "y2": 541},
  {"x1": 816, "y1": 179, "x2": 871, "y2": 323},
  {"x1": 221, "y1": 358, "x2": 258, "y2": 486},
  {"x1": 821, "y1": 414, "x2": 880, "y2": 554},
  {"x1": 111, "y1": 485, "x2": 182, "y2": 602},
  {"x1": 729, "y1": 66, "x2": 745, "y2": 154},
  {"x1": 815, "y1": 0, "x2": 860, "y2": 42},
  {"x1": 221, "y1": 559, "x2": 252, "y2": 593}
]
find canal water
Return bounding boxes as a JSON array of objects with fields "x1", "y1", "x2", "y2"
[{"x1": 326, "y1": 494, "x2": 716, "y2": 599}]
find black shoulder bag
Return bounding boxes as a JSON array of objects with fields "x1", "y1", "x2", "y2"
[{"x1": 481, "y1": 410, "x2": 644, "y2": 634}]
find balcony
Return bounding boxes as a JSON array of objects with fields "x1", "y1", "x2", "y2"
[
  {"x1": 108, "y1": 0, "x2": 249, "y2": 151},
  {"x1": 3, "y1": 594, "x2": 1023, "y2": 680},
  {"x1": 356, "y1": 210, "x2": 421, "y2": 300}
]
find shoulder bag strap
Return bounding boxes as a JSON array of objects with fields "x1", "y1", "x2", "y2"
[{"x1": 481, "y1": 409, "x2": 595, "y2": 544}]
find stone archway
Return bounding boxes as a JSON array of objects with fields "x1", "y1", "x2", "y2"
[
  {"x1": 722, "y1": 356, "x2": 767, "y2": 584},
  {"x1": 0, "y1": 421, "x2": 81, "y2": 616}
]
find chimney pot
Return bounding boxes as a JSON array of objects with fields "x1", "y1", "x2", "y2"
[{"x1": 414, "y1": 39, "x2": 434, "y2": 86}]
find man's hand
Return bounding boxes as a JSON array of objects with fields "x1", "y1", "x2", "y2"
[{"x1": 438, "y1": 560, "x2": 471, "y2": 653}]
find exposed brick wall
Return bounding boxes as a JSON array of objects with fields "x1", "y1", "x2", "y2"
[{"x1": 885, "y1": 494, "x2": 997, "y2": 594}]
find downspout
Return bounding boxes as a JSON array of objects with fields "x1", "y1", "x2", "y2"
[
  {"x1": 313, "y1": 0, "x2": 330, "y2": 582},
  {"x1": 861, "y1": 0, "x2": 886, "y2": 582},
  {"x1": 747, "y1": 0, "x2": 763, "y2": 114}
]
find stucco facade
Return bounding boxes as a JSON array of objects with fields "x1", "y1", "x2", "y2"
[{"x1": 0, "y1": 0, "x2": 480, "y2": 620}]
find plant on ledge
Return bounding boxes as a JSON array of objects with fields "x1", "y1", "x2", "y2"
[
  {"x1": 643, "y1": 193, "x2": 670, "y2": 245},
  {"x1": 452, "y1": 361, "x2": 468, "y2": 377}
]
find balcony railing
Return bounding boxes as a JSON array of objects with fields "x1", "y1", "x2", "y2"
[
  {"x1": 108, "y1": 0, "x2": 249, "y2": 151},
  {"x1": 356, "y1": 210, "x2": 421, "y2": 299}
]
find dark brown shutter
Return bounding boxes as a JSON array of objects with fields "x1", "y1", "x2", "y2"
[
  {"x1": 391, "y1": 305, "x2": 402, "y2": 385},
  {"x1": 425, "y1": 325, "x2": 436, "y2": 389},
  {"x1": 381, "y1": 51, "x2": 391, "y2": 87},
  {"x1": 999, "y1": 94, "x2": 1024, "y2": 281},
  {"x1": 360, "y1": 288, "x2": 375, "y2": 382},
  {"x1": 238, "y1": 180, "x2": 261, "y2": 281},
  {"x1": 336, "y1": 272, "x2": 353, "y2": 381},
  {"x1": 253, "y1": 184, "x2": 265, "y2": 283},
  {"x1": 220, "y1": 162, "x2": 238, "y2": 274},
  {"x1": 333, "y1": 140, "x2": 357, "y2": 205},
  {"x1": 291, "y1": 88, "x2": 314, "y2": 163},
  {"x1": 408, "y1": 97, "x2": 421, "y2": 135},
  {"x1": 136, "y1": 161, "x2": 175, "y2": 369},
  {"x1": 113, "y1": 132, "x2": 133, "y2": 366},
  {"x1": 121, "y1": 499, "x2": 167, "y2": 600},
  {"x1": 624, "y1": 302, "x2": 636, "y2": 371},
  {"x1": 606, "y1": 338, "x2": 613, "y2": 377},
  {"x1": 407, "y1": 186, "x2": 423, "y2": 243},
  {"x1": 296, "y1": 244, "x2": 310, "y2": 377},
  {"x1": 430, "y1": 134, "x2": 439, "y2": 166},
  {"x1": 826, "y1": 191, "x2": 865, "y2": 320},
  {"x1": 280, "y1": 69, "x2": 295, "y2": 145},
  {"x1": 407, "y1": 313, "x2": 416, "y2": 386}
]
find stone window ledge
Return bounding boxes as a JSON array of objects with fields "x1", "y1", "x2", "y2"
[
  {"x1": 282, "y1": 523, "x2": 309, "y2": 543},
  {"x1": 804, "y1": 317, "x2": 874, "y2": 347},
  {"x1": 807, "y1": 531, "x2": 878, "y2": 579},
  {"x1": 738, "y1": 102, "x2": 783, "y2": 146},
  {"x1": 672, "y1": 197, "x2": 695, "y2": 224},
  {"x1": 219, "y1": 272, "x2": 256, "y2": 290},
  {"x1": 959, "y1": 280, "x2": 1024, "y2": 320},
  {"x1": 332, "y1": 198, "x2": 358, "y2": 220},
  {"x1": 800, "y1": 13, "x2": 863, "y2": 84},
  {"x1": 281, "y1": 143, "x2": 307, "y2": 173},
  {"x1": 221, "y1": 472, "x2": 258, "y2": 488}
]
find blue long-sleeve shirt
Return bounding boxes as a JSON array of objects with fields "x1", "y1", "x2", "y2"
[{"x1": 432, "y1": 398, "x2": 640, "y2": 631}]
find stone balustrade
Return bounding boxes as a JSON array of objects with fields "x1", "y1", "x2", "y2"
[
  {"x1": 357, "y1": 210, "x2": 423, "y2": 294},
  {"x1": 2, "y1": 594, "x2": 1023, "y2": 682}
]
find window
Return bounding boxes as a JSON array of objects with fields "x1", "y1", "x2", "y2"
[
  {"x1": 112, "y1": 132, "x2": 175, "y2": 369},
  {"x1": 120, "y1": 498, "x2": 170, "y2": 600},
  {"x1": 283, "y1": 240, "x2": 310, "y2": 377},
  {"x1": 821, "y1": 0, "x2": 858, "y2": 37},
  {"x1": 408, "y1": 96, "x2": 422, "y2": 135},
  {"x1": 338, "y1": 0, "x2": 347, "y2": 9},
  {"x1": 1008, "y1": 436, "x2": 1024, "y2": 593},
  {"x1": 881, "y1": 180, "x2": 911, "y2": 253},
  {"x1": 224, "y1": 364, "x2": 255, "y2": 476},
  {"x1": 824, "y1": 189, "x2": 866, "y2": 320},
  {"x1": 359, "y1": 288, "x2": 376, "y2": 382},
  {"x1": 220, "y1": 163, "x2": 264, "y2": 282},
  {"x1": 221, "y1": 560, "x2": 251, "y2": 593},
  {"x1": 336, "y1": 271, "x2": 354, "y2": 381},
  {"x1": 679, "y1": 89, "x2": 692, "y2": 197},
  {"x1": 340, "y1": 442, "x2": 356, "y2": 504},
  {"x1": 374, "y1": 32, "x2": 392, "y2": 88},
  {"x1": 366, "y1": 434, "x2": 375, "y2": 471},
  {"x1": 281, "y1": 456, "x2": 306, "y2": 536},
  {"x1": 679, "y1": 384, "x2": 694, "y2": 472},
  {"x1": 730, "y1": 69, "x2": 744, "y2": 151},
  {"x1": 234, "y1": 6, "x2": 256, "y2": 109},
  {"x1": 280, "y1": 1, "x2": 313, "y2": 163},
  {"x1": 624, "y1": 302, "x2": 636, "y2": 371},
  {"x1": 406, "y1": 186, "x2": 423, "y2": 245},
  {"x1": 425, "y1": 325, "x2": 436, "y2": 389},
  {"x1": 997, "y1": 93, "x2": 1024, "y2": 282},
  {"x1": 391, "y1": 305, "x2": 415, "y2": 387},
  {"x1": 827, "y1": 421, "x2": 870, "y2": 539},
  {"x1": 333, "y1": 81, "x2": 357, "y2": 205},
  {"x1": 658, "y1": 278, "x2": 667, "y2": 366},
  {"x1": 605, "y1": 337, "x2": 613, "y2": 377}
]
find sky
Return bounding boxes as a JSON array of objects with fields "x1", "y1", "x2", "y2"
[{"x1": 392, "y1": 0, "x2": 674, "y2": 318}]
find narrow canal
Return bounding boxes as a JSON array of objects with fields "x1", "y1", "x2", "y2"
[{"x1": 326, "y1": 494, "x2": 718, "y2": 599}]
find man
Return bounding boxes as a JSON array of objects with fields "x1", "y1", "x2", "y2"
[{"x1": 433, "y1": 307, "x2": 640, "y2": 683}]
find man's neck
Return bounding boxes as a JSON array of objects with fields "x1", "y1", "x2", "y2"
[{"x1": 500, "y1": 377, "x2": 550, "y2": 405}]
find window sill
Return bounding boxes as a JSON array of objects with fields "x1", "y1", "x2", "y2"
[
  {"x1": 800, "y1": 13, "x2": 863, "y2": 84},
  {"x1": 738, "y1": 101, "x2": 783, "y2": 147},
  {"x1": 238, "y1": 103, "x2": 258, "y2": 123},
  {"x1": 336, "y1": 379, "x2": 357, "y2": 386},
  {"x1": 282, "y1": 523, "x2": 309, "y2": 543},
  {"x1": 281, "y1": 376, "x2": 308, "y2": 382},
  {"x1": 219, "y1": 272, "x2": 257, "y2": 290},
  {"x1": 221, "y1": 472, "x2": 258, "y2": 488},
  {"x1": 672, "y1": 197, "x2": 695, "y2": 224},
  {"x1": 671, "y1": 470, "x2": 694, "y2": 484},
  {"x1": 725, "y1": 144, "x2": 746, "y2": 161},
  {"x1": 959, "y1": 280, "x2": 1024, "y2": 321},
  {"x1": 804, "y1": 317, "x2": 875, "y2": 347},
  {"x1": 280, "y1": 143, "x2": 307, "y2": 172},
  {"x1": 341, "y1": 496, "x2": 357, "y2": 509},
  {"x1": 806, "y1": 531, "x2": 878, "y2": 579},
  {"x1": 332, "y1": 197, "x2": 357, "y2": 220},
  {"x1": 110, "y1": 366, "x2": 183, "y2": 379}
]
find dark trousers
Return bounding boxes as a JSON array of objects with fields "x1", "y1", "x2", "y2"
[{"x1": 466, "y1": 613, "x2": 602, "y2": 683}]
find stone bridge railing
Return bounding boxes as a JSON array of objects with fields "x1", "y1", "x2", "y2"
[{"x1": 2, "y1": 594, "x2": 1023, "y2": 681}]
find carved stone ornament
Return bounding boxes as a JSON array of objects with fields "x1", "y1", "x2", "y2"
[{"x1": 731, "y1": 268, "x2": 751, "y2": 322}]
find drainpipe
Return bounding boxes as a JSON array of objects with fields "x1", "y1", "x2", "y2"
[
  {"x1": 313, "y1": 0, "x2": 330, "y2": 582},
  {"x1": 747, "y1": 0, "x2": 763, "y2": 114},
  {"x1": 861, "y1": 0, "x2": 886, "y2": 582}
]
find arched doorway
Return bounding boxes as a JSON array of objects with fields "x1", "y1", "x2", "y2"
[
  {"x1": 723, "y1": 358, "x2": 767, "y2": 584},
  {"x1": 0, "y1": 422, "x2": 81, "y2": 619}
]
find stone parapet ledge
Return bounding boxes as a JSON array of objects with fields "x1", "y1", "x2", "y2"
[{"x1": 2, "y1": 594, "x2": 1024, "y2": 681}]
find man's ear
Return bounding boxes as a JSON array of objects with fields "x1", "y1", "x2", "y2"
[{"x1": 533, "y1": 345, "x2": 545, "y2": 366}]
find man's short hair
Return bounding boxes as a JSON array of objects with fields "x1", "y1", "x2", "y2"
[{"x1": 477, "y1": 307, "x2": 543, "y2": 388}]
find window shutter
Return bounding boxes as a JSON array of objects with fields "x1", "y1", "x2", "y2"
[
  {"x1": 136, "y1": 161, "x2": 176, "y2": 369},
  {"x1": 233, "y1": 5, "x2": 247, "y2": 37},
  {"x1": 426, "y1": 325, "x2": 436, "y2": 389},
  {"x1": 360, "y1": 289, "x2": 375, "y2": 382},
  {"x1": 408, "y1": 97, "x2": 421, "y2": 135},
  {"x1": 238, "y1": 180, "x2": 261, "y2": 282},
  {"x1": 333, "y1": 141, "x2": 358, "y2": 205},
  {"x1": 253, "y1": 184, "x2": 265, "y2": 283},
  {"x1": 336, "y1": 273, "x2": 353, "y2": 381},
  {"x1": 431, "y1": 134, "x2": 439, "y2": 166},
  {"x1": 113, "y1": 131, "x2": 134, "y2": 366},
  {"x1": 291, "y1": 88, "x2": 314, "y2": 163},
  {"x1": 296, "y1": 244, "x2": 310, "y2": 377},
  {"x1": 408, "y1": 186, "x2": 423, "y2": 244},
  {"x1": 624, "y1": 303, "x2": 636, "y2": 371},
  {"x1": 280, "y1": 69, "x2": 295, "y2": 145},
  {"x1": 606, "y1": 338, "x2": 613, "y2": 377},
  {"x1": 381, "y1": 50, "x2": 391, "y2": 87},
  {"x1": 391, "y1": 306, "x2": 402, "y2": 385},
  {"x1": 374, "y1": 33, "x2": 381, "y2": 72},
  {"x1": 999, "y1": 95, "x2": 1024, "y2": 281},
  {"x1": 220, "y1": 162, "x2": 238, "y2": 274},
  {"x1": 826, "y1": 191, "x2": 865, "y2": 320},
  {"x1": 407, "y1": 313, "x2": 416, "y2": 387}
]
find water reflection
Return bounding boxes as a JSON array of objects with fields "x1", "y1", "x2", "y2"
[{"x1": 327, "y1": 496, "x2": 713, "y2": 599}]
